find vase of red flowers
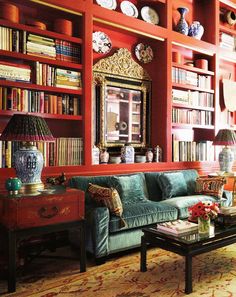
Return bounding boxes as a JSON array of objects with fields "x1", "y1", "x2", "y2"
[{"x1": 189, "y1": 201, "x2": 219, "y2": 235}]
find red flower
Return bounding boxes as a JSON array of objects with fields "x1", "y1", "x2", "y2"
[{"x1": 188, "y1": 201, "x2": 219, "y2": 221}]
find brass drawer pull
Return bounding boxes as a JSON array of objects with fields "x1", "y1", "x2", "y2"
[{"x1": 38, "y1": 206, "x2": 59, "y2": 219}]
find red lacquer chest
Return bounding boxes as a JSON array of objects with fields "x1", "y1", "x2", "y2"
[{"x1": 0, "y1": 188, "x2": 85, "y2": 230}]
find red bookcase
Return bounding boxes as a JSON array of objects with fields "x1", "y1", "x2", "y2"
[{"x1": 0, "y1": 0, "x2": 235, "y2": 190}]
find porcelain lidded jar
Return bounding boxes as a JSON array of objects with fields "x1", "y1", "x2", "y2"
[
  {"x1": 146, "y1": 148, "x2": 153, "y2": 163},
  {"x1": 176, "y1": 7, "x2": 189, "y2": 35},
  {"x1": 121, "y1": 143, "x2": 134, "y2": 164},
  {"x1": 100, "y1": 148, "x2": 109, "y2": 164},
  {"x1": 188, "y1": 21, "x2": 204, "y2": 40}
]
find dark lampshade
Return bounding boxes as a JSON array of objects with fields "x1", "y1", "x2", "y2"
[
  {"x1": 0, "y1": 114, "x2": 54, "y2": 142},
  {"x1": 213, "y1": 129, "x2": 236, "y2": 146}
]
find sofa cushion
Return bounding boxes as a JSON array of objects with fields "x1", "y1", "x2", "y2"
[
  {"x1": 144, "y1": 169, "x2": 199, "y2": 201},
  {"x1": 111, "y1": 173, "x2": 149, "y2": 205},
  {"x1": 195, "y1": 176, "x2": 226, "y2": 199},
  {"x1": 109, "y1": 201, "x2": 178, "y2": 233},
  {"x1": 157, "y1": 172, "x2": 188, "y2": 199},
  {"x1": 158, "y1": 195, "x2": 221, "y2": 219},
  {"x1": 87, "y1": 183, "x2": 126, "y2": 227}
]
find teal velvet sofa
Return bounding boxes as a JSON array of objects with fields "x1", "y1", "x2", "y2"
[{"x1": 68, "y1": 169, "x2": 232, "y2": 262}]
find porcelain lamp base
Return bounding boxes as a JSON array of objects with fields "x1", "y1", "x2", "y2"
[
  {"x1": 219, "y1": 146, "x2": 234, "y2": 173},
  {"x1": 14, "y1": 144, "x2": 44, "y2": 195}
]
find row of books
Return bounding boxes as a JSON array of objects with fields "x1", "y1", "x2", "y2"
[
  {"x1": 0, "y1": 87, "x2": 81, "y2": 115},
  {"x1": 55, "y1": 39, "x2": 81, "y2": 63},
  {"x1": 172, "y1": 67, "x2": 212, "y2": 89},
  {"x1": 0, "y1": 60, "x2": 31, "y2": 83},
  {"x1": 0, "y1": 137, "x2": 83, "y2": 168},
  {"x1": 0, "y1": 26, "x2": 21, "y2": 52},
  {"x1": 0, "y1": 25, "x2": 81, "y2": 63},
  {"x1": 172, "y1": 89, "x2": 214, "y2": 108},
  {"x1": 35, "y1": 62, "x2": 82, "y2": 89},
  {"x1": 172, "y1": 139, "x2": 214, "y2": 162},
  {"x1": 172, "y1": 108, "x2": 213, "y2": 126},
  {"x1": 219, "y1": 32, "x2": 236, "y2": 52}
]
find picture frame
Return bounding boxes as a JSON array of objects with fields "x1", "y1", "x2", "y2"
[{"x1": 93, "y1": 48, "x2": 151, "y2": 148}]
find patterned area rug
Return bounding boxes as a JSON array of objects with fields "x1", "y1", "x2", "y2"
[{"x1": 1, "y1": 244, "x2": 236, "y2": 297}]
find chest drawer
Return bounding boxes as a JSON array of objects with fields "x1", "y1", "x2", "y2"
[{"x1": 0, "y1": 188, "x2": 85, "y2": 230}]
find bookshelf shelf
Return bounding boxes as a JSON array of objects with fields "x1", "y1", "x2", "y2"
[
  {"x1": 219, "y1": 24, "x2": 236, "y2": 36},
  {"x1": 0, "y1": 50, "x2": 83, "y2": 70},
  {"x1": 0, "y1": 110, "x2": 82, "y2": 121},
  {"x1": 172, "y1": 62, "x2": 215, "y2": 76},
  {"x1": 172, "y1": 103, "x2": 215, "y2": 112},
  {"x1": 172, "y1": 83, "x2": 214, "y2": 94},
  {"x1": 0, "y1": 80, "x2": 82, "y2": 95},
  {"x1": 172, "y1": 123, "x2": 215, "y2": 129}
]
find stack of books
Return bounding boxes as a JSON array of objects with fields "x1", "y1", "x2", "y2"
[
  {"x1": 0, "y1": 61, "x2": 31, "y2": 82},
  {"x1": 219, "y1": 32, "x2": 236, "y2": 52},
  {"x1": 26, "y1": 34, "x2": 56, "y2": 59},
  {"x1": 55, "y1": 68, "x2": 82, "y2": 89},
  {"x1": 156, "y1": 220, "x2": 198, "y2": 235}
]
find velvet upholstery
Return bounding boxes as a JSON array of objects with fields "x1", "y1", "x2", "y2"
[
  {"x1": 157, "y1": 172, "x2": 188, "y2": 199},
  {"x1": 111, "y1": 173, "x2": 149, "y2": 204},
  {"x1": 109, "y1": 201, "x2": 177, "y2": 233},
  {"x1": 69, "y1": 169, "x2": 233, "y2": 260}
]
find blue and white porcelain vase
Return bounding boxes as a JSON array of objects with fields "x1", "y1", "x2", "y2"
[
  {"x1": 121, "y1": 143, "x2": 134, "y2": 164},
  {"x1": 219, "y1": 146, "x2": 234, "y2": 172},
  {"x1": 188, "y1": 21, "x2": 204, "y2": 40},
  {"x1": 176, "y1": 7, "x2": 189, "y2": 35}
]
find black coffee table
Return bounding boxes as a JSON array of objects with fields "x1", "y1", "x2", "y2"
[{"x1": 140, "y1": 224, "x2": 236, "y2": 294}]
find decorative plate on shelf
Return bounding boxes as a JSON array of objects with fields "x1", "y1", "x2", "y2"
[
  {"x1": 141, "y1": 6, "x2": 159, "y2": 25},
  {"x1": 92, "y1": 31, "x2": 112, "y2": 54},
  {"x1": 96, "y1": 0, "x2": 117, "y2": 10},
  {"x1": 120, "y1": 1, "x2": 138, "y2": 18},
  {"x1": 135, "y1": 43, "x2": 154, "y2": 64}
]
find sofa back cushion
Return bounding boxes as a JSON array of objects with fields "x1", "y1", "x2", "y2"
[
  {"x1": 157, "y1": 172, "x2": 188, "y2": 199},
  {"x1": 145, "y1": 169, "x2": 199, "y2": 201},
  {"x1": 111, "y1": 173, "x2": 149, "y2": 205}
]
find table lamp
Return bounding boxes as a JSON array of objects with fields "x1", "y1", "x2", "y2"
[
  {"x1": 213, "y1": 129, "x2": 236, "y2": 173},
  {"x1": 0, "y1": 114, "x2": 54, "y2": 194}
]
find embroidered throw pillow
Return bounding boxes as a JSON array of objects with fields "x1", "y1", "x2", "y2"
[
  {"x1": 195, "y1": 177, "x2": 226, "y2": 199},
  {"x1": 87, "y1": 183, "x2": 126, "y2": 227}
]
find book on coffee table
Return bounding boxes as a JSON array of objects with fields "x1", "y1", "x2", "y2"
[
  {"x1": 220, "y1": 206, "x2": 236, "y2": 215},
  {"x1": 156, "y1": 220, "x2": 198, "y2": 235}
]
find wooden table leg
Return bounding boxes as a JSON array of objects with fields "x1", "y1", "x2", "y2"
[
  {"x1": 185, "y1": 255, "x2": 192, "y2": 294},
  {"x1": 79, "y1": 220, "x2": 86, "y2": 272},
  {"x1": 140, "y1": 235, "x2": 147, "y2": 272},
  {"x1": 8, "y1": 230, "x2": 17, "y2": 293}
]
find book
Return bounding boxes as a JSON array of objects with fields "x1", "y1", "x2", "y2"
[{"x1": 156, "y1": 220, "x2": 198, "y2": 235}]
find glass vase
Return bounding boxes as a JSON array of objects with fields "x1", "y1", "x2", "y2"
[{"x1": 198, "y1": 217, "x2": 210, "y2": 235}]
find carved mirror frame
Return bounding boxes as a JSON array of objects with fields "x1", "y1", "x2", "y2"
[{"x1": 93, "y1": 48, "x2": 151, "y2": 148}]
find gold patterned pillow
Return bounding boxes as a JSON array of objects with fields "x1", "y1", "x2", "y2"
[
  {"x1": 87, "y1": 183, "x2": 127, "y2": 228},
  {"x1": 195, "y1": 177, "x2": 226, "y2": 199}
]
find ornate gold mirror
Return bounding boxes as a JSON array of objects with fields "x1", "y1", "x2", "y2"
[{"x1": 93, "y1": 48, "x2": 151, "y2": 148}]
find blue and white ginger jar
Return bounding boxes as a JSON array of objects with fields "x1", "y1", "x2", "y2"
[{"x1": 188, "y1": 21, "x2": 204, "y2": 40}]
